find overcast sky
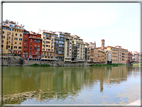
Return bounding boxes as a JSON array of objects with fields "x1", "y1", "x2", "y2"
[{"x1": 3, "y1": 3, "x2": 140, "y2": 52}]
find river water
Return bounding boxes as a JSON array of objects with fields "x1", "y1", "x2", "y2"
[{"x1": 3, "y1": 66, "x2": 140, "y2": 105}]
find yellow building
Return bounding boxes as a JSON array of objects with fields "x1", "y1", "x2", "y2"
[
  {"x1": 106, "y1": 46, "x2": 128, "y2": 64},
  {"x1": 38, "y1": 29, "x2": 55, "y2": 60},
  {"x1": 90, "y1": 47, "x2": 100, "y2": 63},
  {"x1": 2, "y1": 20, "x2": 24, "y2": 56},
  {"x1": 98, "y1": 50, "x2": 105, "y2": 64}
]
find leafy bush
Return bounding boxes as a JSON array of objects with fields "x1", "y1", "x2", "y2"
[{"x1": 29, "y1": 63, "x2": 39, "y2": 66}]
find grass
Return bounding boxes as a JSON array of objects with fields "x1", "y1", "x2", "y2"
[
  {"x1": 132, "y1": 63, "x2": 142, "y2": 67},
  {"x1": 90, "y1": 63, "x2": 126, "y2": 67}
]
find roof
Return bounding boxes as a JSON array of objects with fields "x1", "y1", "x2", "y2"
[
  {"x1": 8, "y1": 21, "x2": 16, "y2": 24},
  {"x1": 2, "y1": 24, "x2": 10, "y2": 27},
  {"x1": 16, "y1": 24, "x2": 23, "y2": 28}
]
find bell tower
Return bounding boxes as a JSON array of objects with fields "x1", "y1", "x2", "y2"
[{"x1": 101, "y1": 39, "x2": 105, "y2": 50}]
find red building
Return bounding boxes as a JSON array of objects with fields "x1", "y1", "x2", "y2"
[
  {"x1": 22, "y1": 30, "x2": 42, "y2": 59},
  {"x1": 128, "y1": 51, "x2": 133, "y2": 61}
]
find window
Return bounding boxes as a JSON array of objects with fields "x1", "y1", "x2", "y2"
[
  {"x1": 15, "y1": 33, "x2": 17, "y2": 36},
  {"x1": 46, "y1": 34, "x2": 48, "y2": 37},
  {"x1": 34, "y1": 40, "x2": 37, "y2": 42},
  {"x1": 31, "y1": 39, "x2": 32, "y2": 42},
  {"x1": 60, "y1": 35, "x2": 65, "y2": 37},
  {"x1": 10, "y1": 25, "x2": 13, "y2": 27},
  {"x1": 43, "y1": 41, "x2": 45, "y2": 43},
  {"x1": 3, "y1": 31, "x2": 4, "y2": 34},
  {"x1": 48, "y1": 49, "x2": 50, "y2": 51},
  {"x1": 59, "y1": 41, "x2": 64, "y2": 44},
  {"x1": 38, "y1": 48, "x2": 40, "y2": 51},
  {"x1": 20, "y1": 34, "x2": 22, "y2": 36},
  {"x1": 14, "y1": 46, "x2": 17, "y2": 49},
  {"x1": 14, "y1": 38, "x2": 18, "y2": 40},
  {"x1": 38, "y1": 40, "x2": 40, "y2": 43},
  {"x1": 46, "y1": 41, "x2": 50, "y2": 43},
  {"x1": 19, "y1": 42, "x2": 21, "y2": 45},
  {"x1": 15, "y1": 42, "x2": 17, "y2": 44},
  {"x1": 12, "y1": 29, "x2": 14, "y2": 31},
  {"x1": 19, "y1": 47, "x2": 21, "y2": 49},
  {"x1": 43, "y1": 33, "x2": 45, "y2": 35},
  {"x1": 2, "y1": 36, "x2": 5, "y2": 38},
  {"x1": 6, "y1": 46, "x2": 8, "y2": 49},
  {"x1": 19, "y1": 38, "x2": 22, "y2": 41},
  {"x1": 52, "y1": 35, "x2": 54, "y2": 37}
]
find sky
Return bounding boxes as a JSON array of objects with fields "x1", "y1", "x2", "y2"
[{"x1": 3, "y1": 3, "x2": 140, "y2": 52}]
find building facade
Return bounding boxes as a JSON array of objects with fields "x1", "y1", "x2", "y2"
[
  {"x1": 39, "y1": 30, "x2": 55, "y2": 60},
  {"x1": 98, "y1": 50, "x2": 105, "y2": 64},
  {"x1": 22, "y1": 30, "x2": 42, "y2": 59},
  {"x1": 64, "y1": 33, "x2": 72, "y2": 62},
  {"x1": 85, "y1": 42, "x2": 91, "y2": 62},
  {"x1": 90, "y1": 47, "x2": 100, "y2": 64},
  {"x1": 106, "y1": 46, "x2": 128, "y2": 64},
  {"x1": 133, "y1": 51, "x2": 139, "y2": 62},
  {"x1": 71, "y1": 35, "x2": 85, "y2": 62},
  {"x1": 54, "y1": 32, "x2": 66, "y2": 61},
  {"x1": 128, "y1": 51, "x2": 133, "y2": 61},
  {"x1": 104, "y1": 50, "x2": 111, "y2": 64},
  {"x1": 2, "y1": 20, "x2": 24, "y2": 56}
]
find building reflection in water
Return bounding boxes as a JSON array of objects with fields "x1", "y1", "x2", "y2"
[{"x1": 3, "y1": 66, "x2": 140, "y2": 104}]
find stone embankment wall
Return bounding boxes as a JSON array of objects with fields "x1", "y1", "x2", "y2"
[
  {"x1": 2, "y1": 56, "x2": 21, "y2": 66},
  {"x1": 2, "y1": 57, "x2": 90, "y2": 67}
]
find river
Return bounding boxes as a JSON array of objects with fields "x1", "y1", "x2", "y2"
[{"x1": 3, "y1": 66, "x2": 140, "y2": 105}]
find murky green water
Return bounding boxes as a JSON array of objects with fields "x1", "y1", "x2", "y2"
[{"x1": 3, "y1": 66, "x2": 140, "y2": 105}]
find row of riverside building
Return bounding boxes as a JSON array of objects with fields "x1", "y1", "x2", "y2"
[{"x1": 1, "y1": 20, "x2": 141, "y2": 64}]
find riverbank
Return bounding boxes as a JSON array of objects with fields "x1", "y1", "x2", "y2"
[
  {"x1": 132, "y1": 63, "x2": 142, "y2": 67},
  {"x1": 90, "y1": 64, "x2": 126, "y2": 67}
]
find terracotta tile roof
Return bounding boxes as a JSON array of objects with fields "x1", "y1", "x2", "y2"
[
  {"x1": 2, "y1": 23, "x2": 10, "y2": 27},
  {"x1": 16, "y1": 24, "x2": 23, "y2": 28}
]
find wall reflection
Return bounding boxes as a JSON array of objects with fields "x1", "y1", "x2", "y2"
[{"x1": 3, "y1": 66, "x2": 140, "y2": 104}]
